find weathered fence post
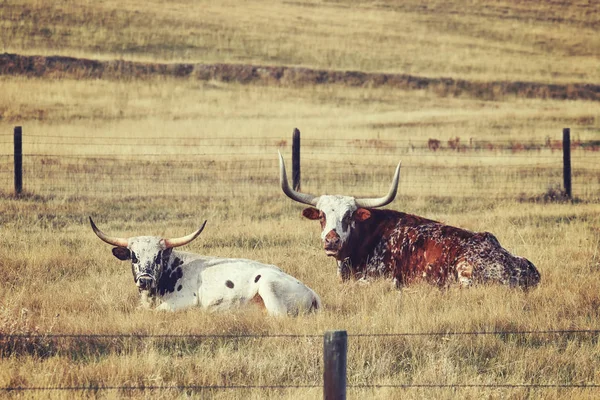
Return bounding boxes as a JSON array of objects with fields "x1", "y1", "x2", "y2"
[
  {"x1": 563, "y1": 128, "x2": 571, "y2": 199},
  {"x1": 14, "y1": 126, "x2": 22, "y2": 195},
  {"x1": 292, "y1": 128, "x2": 301, "y2": 191},
  {"x1": 323, "y1": 330, "x2": 347, "y2": 400}
]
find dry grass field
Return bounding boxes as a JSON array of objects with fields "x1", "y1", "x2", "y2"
[
  {"x1": 1, "y1": 0, "x2": 600, "y2": 399},
  {"x1": 3, "y1": 0, "x2": 600, "y2": 83}
]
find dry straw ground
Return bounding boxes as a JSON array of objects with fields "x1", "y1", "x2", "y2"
[{"x1": 1, "y1": 0, "x2": 600, "y2": 399}]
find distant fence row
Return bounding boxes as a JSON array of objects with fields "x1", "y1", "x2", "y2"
[
  {"x1": 1, "y1": 127, "x2": 599, "y2": 201},
  {"x1": 2, "y1": 329, "x2": 599, "y2": 396}
]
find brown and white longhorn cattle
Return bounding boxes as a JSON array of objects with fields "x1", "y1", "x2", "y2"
[{"x1": 278, "y1": 153, "x2": 540, "y2": 289}]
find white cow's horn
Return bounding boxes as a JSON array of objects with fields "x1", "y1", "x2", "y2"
[
  {"x1": 89, "y1": 217, "x2": 129, "y2": 248},
  {"x1": 355, "y1": 161, "x2": 401, "y2": 208},
  {"x1": 278, "y1": 151, "x2": 319, "y2": 206},
  {"x1": 162, "y1": 220, "x2": 207, "y2": 249}
]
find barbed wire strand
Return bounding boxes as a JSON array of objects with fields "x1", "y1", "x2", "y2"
[
  {"x1": 2, "y1": 329, "x2": 599, "y2": 340},
  {"x1": 0, "y1": 152, "x2": 596, "y2": 161},
  {"x1": 1, "y1": 383, "x2": 599, "y2": 392},
  {"x1": 1, "y1": 133, "x2": 584, "y2": 143},
  {"x1": 350, "y1": 383, "x2": 600, "y2": 389},
  {"x1": 0, "y1": 384, "x2": 318, "y2": 392}
]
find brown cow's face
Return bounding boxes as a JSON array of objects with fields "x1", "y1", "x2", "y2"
[{"x1": 302, "y1": 195, "x2": 371, "y2": 259}]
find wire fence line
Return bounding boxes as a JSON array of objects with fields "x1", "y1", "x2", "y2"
[
  {"x1": 0, "y1": 133, "x2": 599, "y2": 200},
  {"x1": 2, "y1": 152, "x2": 597, "y2": 160},
  {"x1": 2, "y1": 329, "x2": 598, "y2": 355},
  {"x1": 3, "y1": 133, "x2": 600, "y2": 149},
  {"x1": 2, "y1": 383, "x2": 599, "y2": 392},
  {"x1": 1, "y1": 329, "x2": 599, "y2": 393},
  {"x1": 2, "y1": 328, "x2": 599, "y2": 340},
  {"x1": 0, "y1": 384, "x2": 319, "y2": 392}
]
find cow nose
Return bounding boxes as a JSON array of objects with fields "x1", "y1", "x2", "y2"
[
  {"x1": 137, "y1": 276, "x2": 153, "y2": 290},
  {"x1": 325, "y1": 236, "x2": 340, "y2": 246},
  {"x1": 324, "y1": 230, "x2": 340, "y2": 246}
]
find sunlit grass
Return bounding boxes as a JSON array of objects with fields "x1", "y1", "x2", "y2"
[
  {"x1": 2, "y1": 0, "x2": 600, "y2": 83},
  {"x1": 1, "y1": 77, "x2": 598, "y2": 201},
  {"x1": 1, "y1": 0, "x2": 600, "y2": 397},
  {"x1": 1, "y1": 192, "x2": 600, "y2": 398},
  {"x1": 1, "y1": 80, "x2": 599, "y2": 395}
]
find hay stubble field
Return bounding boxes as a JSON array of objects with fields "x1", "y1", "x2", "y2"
[{"x1": 1, "y1": 0, "x2": 600, "y2": 399}]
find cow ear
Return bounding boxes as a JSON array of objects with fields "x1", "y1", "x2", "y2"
[
  {"x1": 112, "y1": 247, "x2": 131, "y2": 261},
  {"x1": 302, "y1": 207, "x2": 320, "y2": 220},
  {"x1": 354, "y1": 208, "x2": 372, "y2": 222}
]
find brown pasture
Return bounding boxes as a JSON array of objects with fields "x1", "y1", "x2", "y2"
[{"x1": 1, "y1": 1, "x2": 600, "y2": 399}]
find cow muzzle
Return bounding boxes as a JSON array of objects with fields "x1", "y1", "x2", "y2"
[
  {"x1": 136, "y1": 275, "x2": 155, "y2": 291},
  {"x1": 323, "y1": 230, "x2": 342, "y2": 257}
]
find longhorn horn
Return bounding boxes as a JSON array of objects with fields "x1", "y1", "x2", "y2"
[
  {"x1": 89, "y1": 217, "x2": 129, "y2": 248},
  {"x1": 355, "y1": 161, "x2": 401, "y2": 208},
  {"x1": 162, "y1": 220, "x2": 207, "y2": 249},
  {"x1": 278, "y1": 151, "x2": 319, "y2": 206}
]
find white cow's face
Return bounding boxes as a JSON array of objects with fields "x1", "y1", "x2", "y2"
[
  {"x1": 279, "y1": 153, "x2": 400, "y2": 259},
  {"x1": 112, "y1": 236, "x2": 172, "y2": 292},
  {"x1": 302, "y1": 195, "x2": 372, "y2": 259},
  {"x1": 90, "y1": 217, "x2": 205, "y2": 295}
]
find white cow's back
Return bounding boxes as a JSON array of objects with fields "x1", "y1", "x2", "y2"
[{"x1": 157, "y1": 252, "x2": 321, "y2": 316}]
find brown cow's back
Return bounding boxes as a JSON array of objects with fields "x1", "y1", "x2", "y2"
[{"x1": 345, "y1": 209, "x2": 540, "y2": 288}]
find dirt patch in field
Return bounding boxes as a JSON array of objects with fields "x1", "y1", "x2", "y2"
[{"x1": 1, "y1": 53, "x2": 599, "y2": 102}]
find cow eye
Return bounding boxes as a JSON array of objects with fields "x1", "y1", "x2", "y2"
[
  {"x1": 131, "y1": 253, "x2": 138, "y2": 264},
  {"x1": 342, "y1": 214, "x2": 352, "y2": 230}
]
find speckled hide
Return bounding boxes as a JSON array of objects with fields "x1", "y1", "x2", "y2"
[
  {"x1": 90, "y1": 218, "x2": 321, "y2": 316},
  {"x1": 278, "y1": 154, "x2": 540, "y2": 289},
  {"x1": 135, "y1": 248, "x2": 322, "y2": 316},
  {"x1": 337, "y1": 209, "x2": 540, "y2": 288}
]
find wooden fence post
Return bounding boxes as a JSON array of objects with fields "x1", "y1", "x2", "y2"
[
  {"x1": 563, "y1": 128, "x2": 571, "y2": 199},
  {"x1": 292, "y1": 128, "x2": 301, "y2": 191},
  {"x1": 14, "y1": 126, "x2": 22, "y2": 195},
  {"x1": 323, "y1": 330, "x2": 347, "y2": 400}
]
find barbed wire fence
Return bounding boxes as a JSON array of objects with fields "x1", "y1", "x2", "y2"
[
  {"x1": 1, "y1": 126, "x2": 599, "y2": 201},
  {"x1": 1, "y1": 127, "x2": 600, "y2": 396},
  {"x1": 1, "y1": 329, "x2": 600, "y2": 394}
]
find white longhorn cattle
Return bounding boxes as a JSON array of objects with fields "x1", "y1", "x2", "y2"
[{"x1": 90, "y1": 217, "x2": 321, "y2": 316}]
